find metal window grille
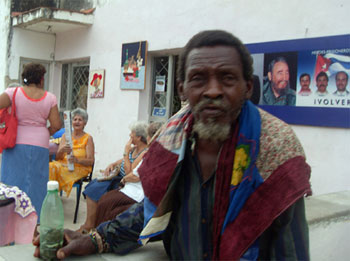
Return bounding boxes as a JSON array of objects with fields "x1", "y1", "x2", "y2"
[
  {"x1": 60, "y1": 64, "x2": 68, "y2": 109},
  {"x1": 152, "y1": 57, "x2": 169, "y2": 110},
  {"x1": 151, "y1": 55, "x2": 181, "y2": 120},
  {"x1": 171, "y1": 56, "x2": 181, "y2": 116},
  {"x1": 60, "y1": 62, "x2": 89, "y2": 111}
]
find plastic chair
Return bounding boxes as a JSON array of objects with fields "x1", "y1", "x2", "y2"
[{"x1": 72, "y1": 164, "x2": 94, "y2": 223}]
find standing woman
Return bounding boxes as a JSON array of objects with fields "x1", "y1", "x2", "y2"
[{"x1": 0, "y1": 63, "x2": 61, "y2": 221}]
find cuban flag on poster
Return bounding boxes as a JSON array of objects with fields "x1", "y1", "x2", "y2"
[{"x1": 314, "y1": 53, "x2": 350, "y2": 79}]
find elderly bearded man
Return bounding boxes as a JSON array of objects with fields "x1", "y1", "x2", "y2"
[
  {"x1": 139, "y1": 30, "x2": 311, "y2": 260},
  {"x1": 33, "y1": 30, "x2": 311, "y2": 261},
  {"x1": 262, "y1": 56, "x2": 296, "y2": 105}
]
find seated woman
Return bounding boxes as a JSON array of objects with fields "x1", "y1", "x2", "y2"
[
  {"x1": 49, "y1": 108, "x2": 95, "y2": 197},
  {"x1": 79, "y1": 121, "x2": 149, "y2": 232},
  {"x1": 94, "y1": 122, "x2": 163, "y2": 227}
]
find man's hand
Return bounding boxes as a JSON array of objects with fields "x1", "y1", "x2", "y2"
[{"x1": 33, "y1": 229, "x2": 97, "y2": 259}]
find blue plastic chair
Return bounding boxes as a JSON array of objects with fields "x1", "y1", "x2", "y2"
[{"x1": 72, "y1": 164, "x2": 94, "y2": 224}]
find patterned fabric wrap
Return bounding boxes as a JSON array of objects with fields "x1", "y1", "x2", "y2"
[
  {"x1": 0, "y1": 182, "x2": 36, "y2": 217},
  {"x1": 139, "y1": 100, "x2": 311, "y2": 259}
]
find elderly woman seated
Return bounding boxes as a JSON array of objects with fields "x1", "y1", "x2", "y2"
[
  {"x1": 49, "y1": 108, "x2": 95, "y2": 197},
  {"x1": 79, "y1": 121, "x2": 149, "y2": 233},
  {"x1": 94, "y1": 122, "x2": 163, "y2": 227}
]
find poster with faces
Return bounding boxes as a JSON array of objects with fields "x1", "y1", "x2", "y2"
[{"x1": 251, "y1": 49, "x2": 350, "y2": 108}]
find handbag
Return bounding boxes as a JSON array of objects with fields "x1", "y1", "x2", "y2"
[{"x1": 0, "y1": 87, "x2": 18, "y2": 151}]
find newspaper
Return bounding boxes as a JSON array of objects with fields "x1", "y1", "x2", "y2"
[{"x1": 63, "y1": 111, "x2": 74, "y2": 171}]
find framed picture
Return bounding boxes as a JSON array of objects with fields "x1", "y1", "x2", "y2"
[
  {"x1": 120, "y1": 41, "x2": 147, "y2": 90},
  {"x1": 89, "y1": 69, "x2": 105, "y2": 98}
]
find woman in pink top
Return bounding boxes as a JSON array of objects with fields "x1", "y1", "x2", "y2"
[{"x1": 0, "y1": 63, "x2": 61, "y2": 222}]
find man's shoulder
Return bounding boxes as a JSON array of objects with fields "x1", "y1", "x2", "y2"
[
  {"x1": 333, "y1": 90, "x2": 350, "y2": 96},
  {"x1": 261, "y1": 81, "x2": 273, "y2": 104},
  {"x1": 156, "y1": 105, "x2": 191, "y2": 151},
  {"x1": 287, "y1": 88, "x2": 296, "y2": 95},
  {"x1": 262, "y1": 81, "x2": 271, "y2": 94},
  {"x1": 258, "y1": 108, "x2": 291, "y2": 133},
  {"x1": 256, "y1": 108, "x2": 306, "y2": 179}
]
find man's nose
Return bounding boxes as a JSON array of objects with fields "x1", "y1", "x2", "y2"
[{"x1": 203, "y1": 77, "x2": 223, "y2": 99}]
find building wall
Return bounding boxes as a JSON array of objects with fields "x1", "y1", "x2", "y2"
[
  {"x1": 4, "y1": 0, "x2": 350, "y2": 195},
  {"x1": 0, "y1": 0, "x2": 11, "y2": 91},
  {"x1": 8, "y1": 28, "x2": 56, "y2": 93}
]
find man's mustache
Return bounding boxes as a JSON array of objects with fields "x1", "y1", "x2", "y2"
[{"x1": 192, "y1": 98, "x2": 228, "y2": 113}]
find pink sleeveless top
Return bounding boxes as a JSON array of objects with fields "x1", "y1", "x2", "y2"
[{"x1": 5, "y1": 87, "x2": 57, "y2": 149}]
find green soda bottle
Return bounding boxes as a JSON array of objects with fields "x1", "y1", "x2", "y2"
[{"x1": 40, "y1": 181, "x2": 64, "y2": 260}]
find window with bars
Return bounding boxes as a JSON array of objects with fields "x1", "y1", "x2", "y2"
[
  {"x1": 60, "y1": 62, "x2": 89, "y2": 111},
  {"x1": 150, "y1": 55, "x2": 181, "y2": 121},
  {"x1": 152, "y1": 57, "x2": 169, "y2": 110}
]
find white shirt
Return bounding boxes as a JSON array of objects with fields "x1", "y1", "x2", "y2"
[{"x1": 119, "y1": 161, "x2": 144, "y2": 202}]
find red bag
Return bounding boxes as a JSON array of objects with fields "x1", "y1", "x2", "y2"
[{"x1": 0, "y1": 87, "x2": 18, "y2": 151}]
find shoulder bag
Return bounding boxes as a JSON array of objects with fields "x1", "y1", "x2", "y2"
[{"x1": 0, "y1": 87, "x2": 19, "y2": 151}]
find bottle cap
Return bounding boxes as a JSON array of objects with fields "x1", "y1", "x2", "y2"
[{"x1": 47, "y1": 181, "x2": 59, "y2": 191}]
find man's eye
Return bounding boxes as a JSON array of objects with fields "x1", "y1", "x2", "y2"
[
  {"x1": 222, "y1": 74, "x2": 236, "y2": 82},
  {"x1": 190, "y1": 74, "x2": 204, "y2": 82}
]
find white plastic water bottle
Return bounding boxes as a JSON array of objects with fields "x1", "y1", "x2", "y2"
[
  {"x1": 68, "y1": 152, "x2": 75, "y2": 172},
  {"x1": 40, "y1": 181, "x2": 64, "y2": 260}
]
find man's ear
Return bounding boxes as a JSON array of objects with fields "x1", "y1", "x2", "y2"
[
  {"x1": 245, "y1": 79, "x2": 253, "y2": 99},
  {"x1": 177, "y1": 82, "x2": 187, "y2": 101},
  {"x1": 267, "y1": 72, "x2": 272, "y2": 81}
]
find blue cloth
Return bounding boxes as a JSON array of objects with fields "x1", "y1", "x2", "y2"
[
  {"x1": 0, "y1": 144, "x2": 49, "y2": 222},
  {"x1": 222, "y1": 101, "x2": 263, "y2": 232},
  {"x1": 83, "y1": 176, "x2": 121, "y2": 202},
  {"x1": 97, "y1": 201, "x2": 144, "y2": 254},
  {"x1": 52, "y1": 128, "x2": 65, "y2": 139}
]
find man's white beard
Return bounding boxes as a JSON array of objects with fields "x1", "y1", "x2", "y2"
[{"x1": 193, "y1": 117, "x2": 231, "y2": 143}]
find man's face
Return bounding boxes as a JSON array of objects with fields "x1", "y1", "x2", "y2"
[
  {"x1": 316, "y1": 75, "x2": 328, "y2": 93},
  {"x1": 178, "y1": 46, "x2": 252, "y2": 135},
  {"x1": 336, "y1": 72, "x2": 348, "y2": 92},
  {"x1": 268, "y1": 61, "x2": 289, "y2": 94},
  {"x1": 300, "y1": 75, "x2": 310, "y2": 91}
]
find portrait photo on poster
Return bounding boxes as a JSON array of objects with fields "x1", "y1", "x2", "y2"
[
  {"x1": 296, "y1": 49, "x2": 350, "y2": 108},
  {"x1": 261, "y1": 51, "x2": 298, "y2": 106},
  {"x1": 120, "y1": 41, "x2": 147, "y2": 90},
  {"x1": 89, "y1": 69, "x2": 105, "y2": 98}
]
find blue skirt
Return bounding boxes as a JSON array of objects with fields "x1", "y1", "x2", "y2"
[
  {"x1": 1, "y1": 144, "x2": 49, "y2": 222},
  {"x1": 83, "y1": 176, "x2": 122, "y2": 202}
]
